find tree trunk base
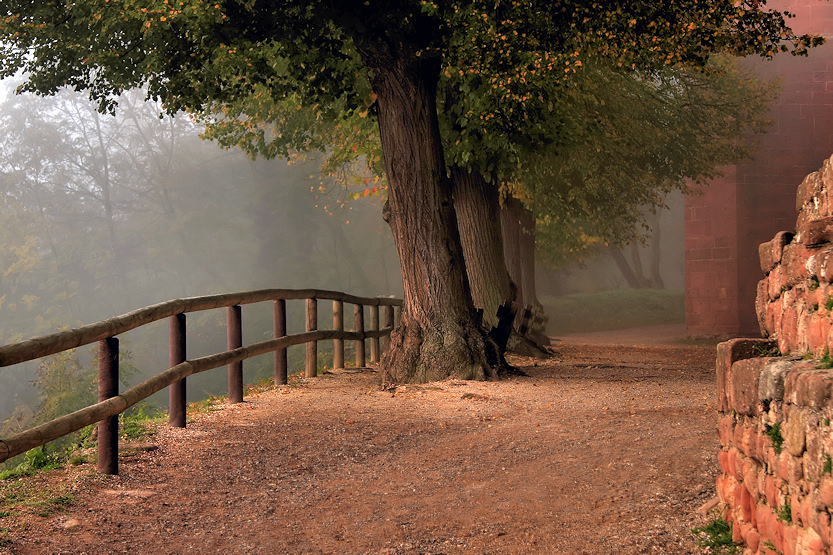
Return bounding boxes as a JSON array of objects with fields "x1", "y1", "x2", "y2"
[
  {"x1": 380, "y1": 314, "x2": 503, "y2": 385},
  {"x1": 506, "y1": 331, "x2": 548, "y2": 359}
]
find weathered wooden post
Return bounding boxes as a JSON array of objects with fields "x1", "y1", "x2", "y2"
[
  {"x1": 382, "y1": 305, "x2": 395, "y2": 353},
  {"x1": 273, "y1": 299, "x2": 287, "y2": 385},
  {"x1": 169, "y1": 313, "x2": 187, "y2": 428},
  {"x1": 228, "y1": 305, "x2": 243, "y2": 403},
  {"x1": 333, "y1": 300, "x2": 344, "y2": 369},
  {"x1": 355, "y1": 304, "x2": 366, "y2": 368},
  {"x1": 97, "y1": 337, "x2": 119, "y2": 475},
  {"x1": 305, "y1": 298, "x2": 317, "y2": 377},
  {"x1": 394, "y1": 305, "x2": 402, "y2": 327},
  {"x1": 370, "y1": 305, "x2": 380, "y2": 363}
]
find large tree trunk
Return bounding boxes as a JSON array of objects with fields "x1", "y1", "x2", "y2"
[
  {"x1": 450, "y1": 166, "x2": 513, "y2": 329},
  {"x1": 501, "y1": 197, "x2": 549, "y2": 348},
  {"x1": 359, "y1": 46, "x2": 499, "y2": 384}
]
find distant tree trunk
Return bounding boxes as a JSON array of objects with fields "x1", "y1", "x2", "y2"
[
  {"x1": 628, "y1": 243, "x2": 651, "y2": 287},
  {"x1": 611, "y1": 205, "x2": 665, "y2": 289},
  {"x1": 451, "y1": 166, "x2": 513, "y2": 329},
  {"x1": 501, "y1": 197, "x2": 524, "y2": 304},
  {"x1": 647, "y1": 208, "x2": 664, "y2": 289},
  {"x1": 501, "y1": 197, "x2": 549, "y2": 349},
  {"x1": 358, "y1": 42, "x2": 501, "y2": 384},
  {"x1": 501, "y1": 197, "x2": 542, "y2": 313},
  {"x1": 611, "y1": 249, "x2": 646, "y2": 289}
]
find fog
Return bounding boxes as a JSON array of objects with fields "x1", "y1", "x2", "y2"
[
  {"x1": 0, "y1": 83, "x2": 687, "y2": 427},
  {"x1": 0, "y1": 87, "x2": 401, "y2": 422},
  {"x1": 537, "y1": 191, "x2": 685, "y2": 297}
]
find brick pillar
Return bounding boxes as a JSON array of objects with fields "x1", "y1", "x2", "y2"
[{"x1": 685, "y1": 0, "x2": 833, "y2": 338}]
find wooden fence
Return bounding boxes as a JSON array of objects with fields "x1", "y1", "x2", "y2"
[{"x1": 0, "y1": 288, "x2": 402, "y2": 474}]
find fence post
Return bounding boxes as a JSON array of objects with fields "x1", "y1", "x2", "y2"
[
  {"x1": 394, "y1": 305, "x2": 402, "y2": 327},
  {"x1": 97, "y1": 337, "x2": 119, "y2": 475},
  {"x1": 228, "y1": 305, "x2": 243, "y2": 403},
  {"x1": 306, "y1": 298, "x2": 318, "y2": 377},
  {"x1": 382, "y1": 305, "x2": 395, "y2": 353},
  {"x1": 370, "y1": 305, "x2": 380, "y2": 363},
  {"x1": 333, "y1": 300, "x2": 344, "y2": 369},
  {"x1": 273, "y1": 299, "x2": 287, "y2": 385},
  {"x1": 169, "y1": 313, "x2": 187, "y2": 428},
  {"x1": 355, "y1": 304, "x2": 366, "y2": 368}
]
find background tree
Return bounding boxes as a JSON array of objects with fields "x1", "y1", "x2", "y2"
[{"x1": 0, "y1": 87, "x2": 398, "y2": 421}]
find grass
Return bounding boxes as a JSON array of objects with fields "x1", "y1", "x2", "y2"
[
  {"x1": 540, "y1": 289, "x2": 684, "y2": 334},
  {"x1": 691, "y1": 516, "x2": 739, "y2": 554},
  {"x1": 766, "y1": 423, "x2": 784, "y2": 455},
  {"x1": 777, "y1": 501, "x2": 792, "y2": 523}
]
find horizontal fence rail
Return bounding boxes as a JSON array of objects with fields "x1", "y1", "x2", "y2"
[{"x1": 0, "y1": 289, "x2": 403, "y2": 472}]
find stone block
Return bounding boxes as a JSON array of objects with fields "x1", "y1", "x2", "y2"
[
  {"x1": 757, "y1": 280, "x2": 770, "y2": 335},
  {"x1": 761, "y1": 241, "x2": 776, "y2": 274},
  {"x1": 784, "y1": 525, "x2": 799, "y2": 555},
  {"x1": 769, "y1": 265, "x2": 786, "y2": 301},
  {"x1": 760, "y1": 358, "x2": 801, "y2": 403},
  {"x1": 729, "y1": 447, "x2": 743, "y2": 481},
  {"x1": 814, "y1": 509, "x2": 831, "y2": 547},
  {"x1": 797, "y1": 169, "x2": 826, "y2": 227},
  {"x1": 718, "y1": 415, "x2": 734, "y2": 446},
  {"x1": 806, "y1": 313, "x2": 831, "y2": 354},
  {"x1": 786, "y1": 367, "x2": 833, "y2": 409},
  {"x1": 743, "y1": 463, "x2": 761, "y2": 505},
  {"x1": 819, "y1": 477, "x2": 833, "y2": 509},
  {"x1": 781, "y1": 303, "x2": 800, "y2": 355},
  {"x1": 758, "y1": 502, "x2": 772, "y2": 537},
  {"x1": 730, "y1": 358, "x2": 770, "y2": 415},
  {"x1": 797, "y1": 216, "x2": 833, "y2": 247},
  {"x1": 782, "y1": 243, "x2": 814, "y2": 286},
  {"x1": 815, "y1": 244, "x2": 833, "y2": 283},
  {"x1": 747, "y1": 529, "x2": 761, "y2": 553},
  {"x1": 717, "y1": 339, "x2": 778, "y2": 411},
  {"x1": 784, "y1": 407, "x2": 808, "y2": 457}
]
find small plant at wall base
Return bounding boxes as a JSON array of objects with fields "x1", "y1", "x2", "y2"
[
  {"x1": 818, "y1": 349, "x2": 833, "y2": 369},
  {"x1": 810, "y1": 276, "x2": 820, "y2": 291},
  {"x1": 823, "y1": 455, "x2": 832, "y2": 476},
  {"x1": 754, "y1": 343, "x2": 781, "y2": 357},
  {"x1": 777, "y1": 501, "x2": 792, "y2": 523},
  {"x1": 691, "y1": 516, "x2": 739, "y2": 554},
  {"x1": 826, "y1": 295, "x2": 833, "y2": 311},
  {"x1": 766, "y1": 423, "x2": 784, "y2": 454}
]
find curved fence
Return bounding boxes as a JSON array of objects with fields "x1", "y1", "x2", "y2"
[{"x1": 0, "y1": 288, "x2": 403, "y2": 474}]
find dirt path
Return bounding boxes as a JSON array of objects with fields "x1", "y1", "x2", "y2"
[{"x1": 1, "y1": 338, "x2": 720, "y2": 554}]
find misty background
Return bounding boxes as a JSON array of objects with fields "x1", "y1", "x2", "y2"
[{"x1": 0, "y1": 84, "x2": 684, "y2": 424}]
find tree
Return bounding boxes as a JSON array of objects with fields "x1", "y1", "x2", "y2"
[{"x1": 0, "y1": 0, "x2": 821, "y2": 383}]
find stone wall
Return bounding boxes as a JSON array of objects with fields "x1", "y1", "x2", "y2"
[
  {"x1": 717, "y1": 154, "x2": 833, "y2": 554},
  {"x1": 757, "y1": 155, "x2": 833, "y2": 357},
  {"x1": 717, "y1": 338, "x2": 833, "y2": 554}
]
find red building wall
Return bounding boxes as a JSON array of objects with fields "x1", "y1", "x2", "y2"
[{"x1": 685, "y1": 0, "x2": 833, "y2": 337}]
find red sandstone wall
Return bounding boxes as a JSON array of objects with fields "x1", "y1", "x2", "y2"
[
  {"x1": 685, "y1": 0, "x2": 833, "y2": 338},
  {"x1": 717, "y1": 155, "x2": 833, "y2": 553},
  {"x1": 716, "y1": 338, "x2": 833, "y2": 555}
]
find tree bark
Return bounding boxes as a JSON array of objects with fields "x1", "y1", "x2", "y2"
[
  {"x1": 450, "y1": 166, "x2": 513, "y2": 329},
  {"x1": 501, "y1": 197, "x2": 543, "y2": 314},
  {"x1": 358, "y1": 45, "x2": 499, "y2": 384},
  {"x1": 501, "y1": 197, "x2": 549, "y2": 350}
]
